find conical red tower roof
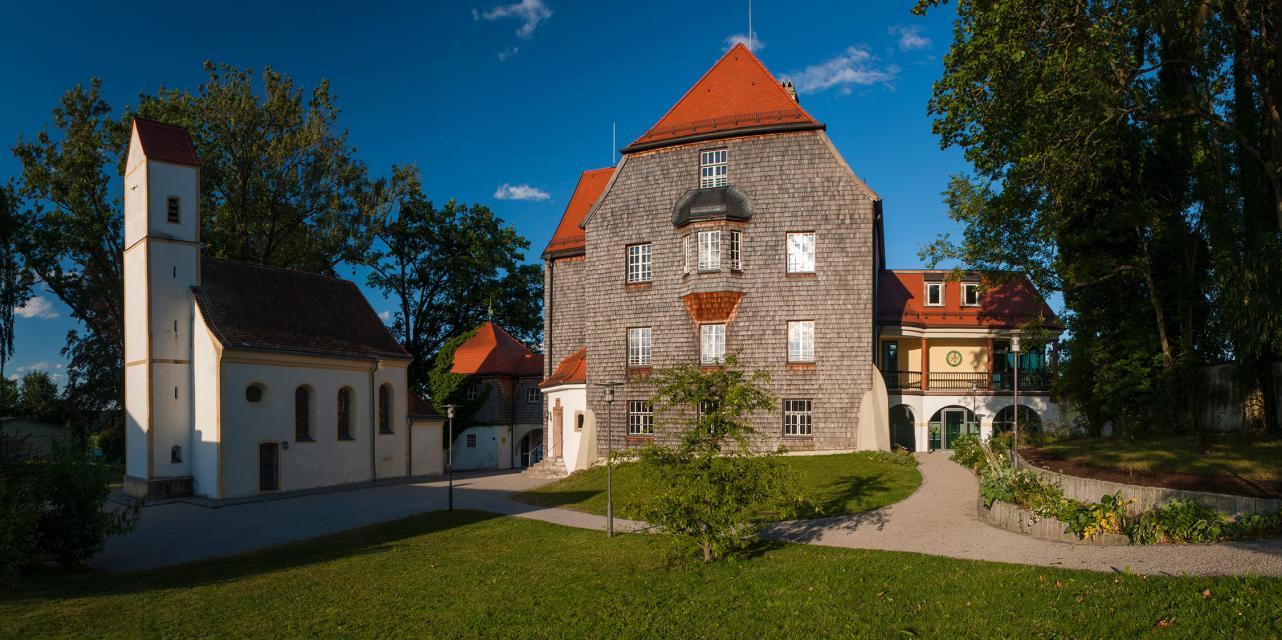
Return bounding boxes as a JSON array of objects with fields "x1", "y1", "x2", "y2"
[{"x1": 625, "y1": 43, "x2": 821, "y2": 153}]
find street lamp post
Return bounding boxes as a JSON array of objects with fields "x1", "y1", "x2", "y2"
[
  {"x1": 444, "y1": 404, "x2": 457, "y2": 511},
  {"x1": 1010, "y1": 336, "x2": 1021, "y2": 467},
  {"x1": 596, "y1": 382, "x2": 619, "y2": 538}
]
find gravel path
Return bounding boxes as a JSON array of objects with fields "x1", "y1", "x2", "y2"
[{"x1": 95, "y1": 454, "x2": 1281, "y2": 576}]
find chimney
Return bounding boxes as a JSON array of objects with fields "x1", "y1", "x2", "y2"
[{"x1": 781, "y1": 80, "x2": 799, "y2": 103}]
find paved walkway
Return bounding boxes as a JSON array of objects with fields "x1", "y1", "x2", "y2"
[{"x1": 95, "y1": 454, "x2": 1282, "y2": 577}]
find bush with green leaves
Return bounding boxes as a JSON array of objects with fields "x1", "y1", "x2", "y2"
[
  {"x1": 633, "y1": 357, "x2": 806, "y2": 562},
  {"x1": 949, "y1": 434, "x2": 985, "y2": 469},
  {"x1": 1127, "y1": 499, "x2": 1228, "y2": 544},
  {"x1": 861, "y1": 448, "x2": 918, "y2": 468}
]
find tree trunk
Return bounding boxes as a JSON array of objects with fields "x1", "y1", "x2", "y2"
[{"x1": 1137, "y1": 230, "x2": 1174, "y2": 368}]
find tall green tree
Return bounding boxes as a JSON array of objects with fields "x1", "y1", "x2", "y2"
[
  {"x1": 17, "y1": 371, "x2": 61, "y2": 423},
  {"x1": 364, "y1": 166, "x2": 543, "y2": 393},
  {"x1": 0, "y1": 186, "x2": 30, "y2": 381}
]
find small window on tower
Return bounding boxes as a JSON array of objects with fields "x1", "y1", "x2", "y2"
[{"x1": 167, "y1": 197, "x2": 181, "y2": 224}]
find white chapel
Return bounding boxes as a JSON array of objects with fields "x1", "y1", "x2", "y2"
[{"x1": 123, "y1": 118, "x2": 443, "y2": 500}]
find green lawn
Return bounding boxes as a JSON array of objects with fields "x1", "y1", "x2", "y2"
[
  {"x1": 512, "y1": 452, "x2": 923, "y2": 519},
  {"x1": 1027, "y1": 433, "x2": 1282, "y2": 482},
  {"x1": 4, "y1": 511, "x2": 1279, "y2": 638}
]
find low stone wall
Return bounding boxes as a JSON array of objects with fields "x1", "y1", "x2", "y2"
[
  {"x1": 1016, "y1": 454, "x2": 1282, "y2": 517},
  {"x1": 977, "y1": 497, "x2": 1130, "y2": 546}
]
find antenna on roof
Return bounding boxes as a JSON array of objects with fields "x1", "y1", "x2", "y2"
[
  {"x1": 612, "y1": 122, "x2": 617, "y2": 165},
  {"x1": 748, "y1": 0, "x2": 753, "y2": 51}
]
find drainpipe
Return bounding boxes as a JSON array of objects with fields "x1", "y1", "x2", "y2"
[{"x1": 370, "y1": 359, "x2": 379, "y2": 481}]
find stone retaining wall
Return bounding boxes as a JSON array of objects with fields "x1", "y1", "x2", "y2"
[
  {"x1": 1016, "y1": 454, "x2": 1282, "y2": 517},
  {"x1": 977, "y1": 497, "x2": 1130, "y2": 546}
]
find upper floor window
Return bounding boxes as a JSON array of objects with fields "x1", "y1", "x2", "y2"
[
  {"x1": 295, "y1": 386, "x2": 313, "y2": 441},
  {"x1": 700, "y1": 149, "x2": 728, "y2": 188},
  {"x1": 467, "y1": 384, "x2": 479, "y2": 401},
  {"x1": 628, "y1": 327, "x2": 652, "y2": 367},
  {"x1": 698, "y1": 230, "x2": 721, "y2": 271},
  {"x1": 378, "y1": 384, "x2": 393, "y2": 434},
  {"x1": 627, "y1": 243, "x2": 652, "y2": 283},
  {"x1": 925, "y1": 282, "x2": 944, "y2": 306},
  {"x1": 701, "y1": 324, "x2": 725, "y2": 365},
  {"x1": 788, "y1": 321, "x2": 815, "y2": 363},
  {"x1": 787, "y1": 232, "x2": 815, "y2": 273},
  {"x1": 729, "y1": 230, "x2": 742, "y2": 271},
  {"x1": 337, "y1": 388, "x2": 354, "y2": 440},
  {"x1": 627, "y1": 400, "x2": 655, "y2": 435},
  {"x1": 526, "y1": 387, "x2": 540, "y2": 404},
  {"x1": 783, "y1": 399, "x2": 813, "y2": 436},
  {"x1": 166, "y1": 196, "x2": 181, "y2": 224},
  {"x1": 962, "y1": 282, "x2": 980, "y2": 306}
]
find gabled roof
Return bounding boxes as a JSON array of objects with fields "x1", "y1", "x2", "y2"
[
  {"x1": 193, "y1": 257, "x2": 409, "y2": 359},
  {"x1": 877, "y1": 270, "x2": 1062, "y2": 330},
  {"x1": 543, "y1": 168, "x2": 613, "y2": 258},
  {"x1": 451, "y1": 322, "x2": 543, "y2": 377},
  {"x1": 540, "y1": 348, "x2": 586, "y2": 388},
  {"x1": 624, "y1": 43, "x2": 822, "y2": 153},
  {"x1": 408, "y1": 391, "x2": 443, "y2": 420},
  {"x1": 132, "y1": 117, "x2": 200, "y2": 167}
]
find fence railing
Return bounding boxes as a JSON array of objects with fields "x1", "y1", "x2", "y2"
[{"x1": 883, "y1": 370, "x2": 1053, "y2": 392}]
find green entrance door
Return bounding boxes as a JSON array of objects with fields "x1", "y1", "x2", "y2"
[{"x1": 942, "y1": 408, "x2": 966, "y2": 450}]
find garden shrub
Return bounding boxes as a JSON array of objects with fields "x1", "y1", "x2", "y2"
[
  {"x1": 1126, "y1": 499, "x2": 1227, "y2": 544},
  {"x1": 861, "y1": 448, "x2": 918, "y2": 467},
  {"x1": 949, "y1": 434, "x2": 985, "y2": 469}
]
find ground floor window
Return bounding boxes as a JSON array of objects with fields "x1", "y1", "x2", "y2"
[
  {"x1": 783, "y1": 399, "x2": 813, "y2": 436},
  {"x1": 628, "y1": 400, "x2": 654, "y2": 435},
  {"x1": 992, "y1": 405, "x2": 1042, "y2": 434},
  {"x1": 258, "y1": 442, "x2": 279, "y2": 491}
]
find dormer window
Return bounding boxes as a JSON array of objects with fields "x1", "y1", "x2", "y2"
[
  {"x1": 700, "y1": 149, "x2": 727, "y2": 188},
  {"x1": 962, "y1": 282, "x2": 980, "y2": 306},
  {"x1": 925, "y1": 282, "x2": 944, "y2": 306},
  {"x1": 166, "y1": 197, "x2": 181, "y2": 224}
]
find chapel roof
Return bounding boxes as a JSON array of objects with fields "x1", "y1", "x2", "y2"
[
  {"x1": 450, "y1": 322, "x2": 543, "y2": 377},
  {"x1": 624, "y1": 43, "x2": 822, "y2": 153},
  {"x1": 543, "y1": 167, "x2": 613, "y2": 258},
  {"x1": 408, "y1": 391, "x2": 443, "y2": 420},
  {"x1": 540, "y1": 348, "x2": 586, "y2": 388},
  {"x1": 133, "y1": 117, "x2": 200, "y2": 167},
  {"x1": 193, "y1": 256, "x2": 409, "y2": 360},
  {"x1": 876, "y1": 270, "x2": 1062, "y2": 330}
]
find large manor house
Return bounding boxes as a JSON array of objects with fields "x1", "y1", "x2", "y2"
[{"x1": 124, "y1": 44, "x2": 1059, "y2": 499}]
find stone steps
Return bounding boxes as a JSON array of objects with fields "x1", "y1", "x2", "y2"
[{"x1": 523, "y1": 456, "x2": 568, "y2": 479}]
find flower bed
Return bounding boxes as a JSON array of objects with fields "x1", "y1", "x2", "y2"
[{"x1": 953, "y1": 434, "x2": 1282, "y2": 545}]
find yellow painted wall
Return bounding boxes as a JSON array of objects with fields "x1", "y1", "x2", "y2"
[
  {"x1": 880, "y1": 339, "x2": 921, "y2": 371},
  {"x1": 928, "y1": 339, "x2": 989, "y2": 373}
]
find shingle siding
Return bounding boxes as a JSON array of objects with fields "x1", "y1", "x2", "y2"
[
  {"x1": 577, "y1": 130, "x2": 876, "y2": 453},
  {"x1": 470, "y1": 375, "x2": 542, "y2": 426},
  {"x1": 544, "y1": 255, "x2": 586, "y2": 377}
]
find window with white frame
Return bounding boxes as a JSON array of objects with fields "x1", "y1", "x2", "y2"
[
  {"x1": 788, "y1": 321, "x2": 815, "y2": 363},
  {"x1": 467, "y1": 384, "x2": 479, "y2": 400},
  {"x1": 701, "y1": 324, "x2": 725, "y2": 365},
  {"x1": 700, "y1": 149, "x2": 728, "y2": 188},
  {"x1": 627, "y1": 243, "x2": 652, "y2": 283},
  {"x1": 786, "y1": 232, "x2": 815, "y2": 273},
  {"x1": 697, "y1": 230, "x2": 721, "y2": 271},
  {"x1": 962, "y1": 282, "x2": 980, "y2": 306},
  {"x1": 783, "y1": 399, "x2": 813, "y2": 436},
  {"x1": 925, "y1": 282, "x2": 944, "y2": 306},
  {"x1": 627, "y1": 400, "x2": 654, "y2": 435},
  {"x1": 682, "y1": 235, "x2": 692, "y2": 273},
  {"x1": 628, "y1": 327, "x2": 652, "y2": 367},
  {"x1": 526, "y1": 387, "x2": 540, "y2": 404},
  {"x1": 729, "y1": 230, "x2": 742, "y2": 270}
]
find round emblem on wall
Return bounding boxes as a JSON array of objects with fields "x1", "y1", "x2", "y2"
[{"x1": 946, "y1": 350, "x2": 963, "y2": 367}]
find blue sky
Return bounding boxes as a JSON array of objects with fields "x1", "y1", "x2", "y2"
[{"x1": 1, "y1": 0, "x2": 968, "y2": 384}]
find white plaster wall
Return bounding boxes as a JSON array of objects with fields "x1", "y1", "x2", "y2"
[
  {"x1": 374, "y1": 364, "x2": 410, "y2": 479},
  {"x1": 151, "y1": 362, "x2": 193, "y2": 478},
  {"x1": 219, "y1": 355, "x2": 408, "y2": 498},
  {"x1": 544, "y1": 384, "x2": 590, "y2": 472},
  {"x1": 410, "y1": 419, "x2": 444, "y2": 476},
  {"x1": 888, "y1": 393, "x2": 1062, "y2": 452},
  {"x1": 145, "y1": 160, "x2": 199, "y2": 243},
  {"x1": 191, "y1": 310, "x2": 220, "y2": 498},
  {"x1": 124, "y1": 363, "x2": 148, "y2": 478},
  {"x1": 148, "y1": 242, "x2": 198, "y2": 362},
  {"x1": 452, "y1": 426, "x2": 507, "y2": 471},
  {"x1": 123, "y1": 132, "x2": 148, "y2": 247}
]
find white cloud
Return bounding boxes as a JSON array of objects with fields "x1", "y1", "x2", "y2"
[
  {"x1": 473, "y1": 0, "x2": 552, "y2": 39},
  {"x1": 890, "y1": 25, "x2": 931, "y2": 51},
  {"x1": 15, "y1": 296, "x2": 58, "y2": 320},
  {"x1": 497, "y1": 46, "x2": 520, "y2": 61},
  {"x1": 494, "y1": 183, "x2": 551, "y2": 202},
  {"x1": 784, "y1": 46, "x2": 899, "y2": 95},
  {"x1": 378, "y1": 310, "x2": 392, "y2": 322},
  {"x1": 723, "y1": 33, "x2": 764, "y2": 52}
]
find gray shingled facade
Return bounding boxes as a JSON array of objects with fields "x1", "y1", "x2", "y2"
[{"x1": 559, "y1": 130, "x2": 878, "y2": 452}]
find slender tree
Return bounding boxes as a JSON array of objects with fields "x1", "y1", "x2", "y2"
[{"x1": 0, "y1": 186, "x2": 31, "y2": 383}]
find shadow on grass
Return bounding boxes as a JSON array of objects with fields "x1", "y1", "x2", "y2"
[
  {"x1": 507, "y1": 490, "x2": 603, "y2": 510},
  {"x1": 800, "y1": 472, "x2": 892, "y2": 519},
  {"x1": 8, "y1": 510, "x2": 504, "y2": 603}
]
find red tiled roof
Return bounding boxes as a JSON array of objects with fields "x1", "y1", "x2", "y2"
[
  {"x1": 626, "y1": 43, "x2": 821, "y2": 152},
  {"x1": 543, "y1": 168, "x2": 613, "y2": 257},
  {"x1": 133, "y1": 117, "x2": 200, "y2": 167},
  {"x1": 450, "y1": 322, "x2": 543, "y2": 377},
  {"x1": 540, "y1": 348, "x2": 586, "y2": 388},
  {"x1": 877, "y1": 271, "x2": 1061, "y2": 330},
  {"x1": 408, "y1": 391, "x2": 442, "y2": 419}
]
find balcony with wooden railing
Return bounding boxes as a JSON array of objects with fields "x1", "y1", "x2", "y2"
[{"x1": 883, "y1": 370, "x2": 1053, "y2": 393}]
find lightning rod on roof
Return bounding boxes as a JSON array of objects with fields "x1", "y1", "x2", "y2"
[
  {"x1": 612, "y1": 122, "x2": 617, "y2": 165},
  {"x1": 748, "y1": 0, "x2": 753, "y2": 51}
]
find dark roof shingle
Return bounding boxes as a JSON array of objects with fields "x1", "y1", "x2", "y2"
[
  {"x1": 193, "y1": 257, "x2": 408, "y2": 359},
  {"x1": 133, "y1": 118, "x2": 200, "y2": 167}
]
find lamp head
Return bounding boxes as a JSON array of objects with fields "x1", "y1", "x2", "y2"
[
  {"x1": 446, "y1": 405, "x2": 456, "y2": 419},
  {"x1": 1011, "y1": 335, "x2": 1022, "y2": 353},
  {"x1": 603, "y1": 386, "x2": 615, "y2": 403}
]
